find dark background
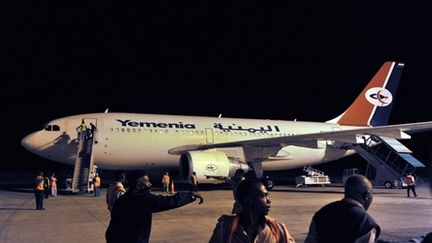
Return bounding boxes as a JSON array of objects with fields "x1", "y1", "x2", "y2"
[{"x1": 3, "y1": 2, "x2": 432, "y2": 180}]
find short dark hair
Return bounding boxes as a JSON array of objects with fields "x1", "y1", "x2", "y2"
[
  {"x1": 236, "y1": 179, "x2": 264, "y2": 206},
  {"x1": 344, "y1": 175, "x2": 372, "y2": 198}
]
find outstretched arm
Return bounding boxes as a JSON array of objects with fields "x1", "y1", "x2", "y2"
[{"x1": 145, "y1": 191, "x2": 204, "y2": 213}]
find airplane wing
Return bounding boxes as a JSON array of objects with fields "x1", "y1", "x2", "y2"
[{"x1": 168, "y1": 121, "x2": 432, "y2": 155}]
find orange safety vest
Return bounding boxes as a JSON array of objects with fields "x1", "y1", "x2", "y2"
[
  {"x1": 35, "y1": 175, "x2": 44, "y2": 191},
  {"x1": 162, "y1": 175, "x2": 170, "y2": 184},
  {"x1": 94, "y1": 176, "x2": 101, "y2": 187}
]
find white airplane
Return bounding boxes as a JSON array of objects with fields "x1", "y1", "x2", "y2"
[{"x1": 21, "y1": 61, "x2": 432, "y2": 186}]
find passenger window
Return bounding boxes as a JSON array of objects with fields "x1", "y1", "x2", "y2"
[
  {"x1": 52, "y1": 125, "x2": 60, "y2": 131},
  {"x1": 45, "y1": 125, "x2": 52, "y2": 131}
]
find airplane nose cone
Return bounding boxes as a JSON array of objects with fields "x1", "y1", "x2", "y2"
[{"x1": 21, "y1": 133, "x2": 36, "y2": 151}]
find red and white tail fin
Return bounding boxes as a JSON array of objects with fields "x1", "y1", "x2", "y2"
[{"x1": 326, "y1": 62, "x2": 405, "y2": 127}]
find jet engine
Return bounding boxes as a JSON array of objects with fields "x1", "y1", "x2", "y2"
[{"x1": 179, "y1": 151, "x2": 250, "y2": 184}]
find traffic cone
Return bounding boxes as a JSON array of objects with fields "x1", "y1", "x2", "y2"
[{"x1": 170, "y1": 180, "x2": 175, "y2": 194}]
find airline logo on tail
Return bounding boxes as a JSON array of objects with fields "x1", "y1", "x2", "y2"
[
  {"x1": 335, "y1": 61, "x2": 404, "y2": 127},
  {"x1": 365, "y1": 87, "x2": 393, "y2": 107}
]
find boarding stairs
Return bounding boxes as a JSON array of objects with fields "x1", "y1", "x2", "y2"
[
  {"x1": 71, "y1": 132, "x2": 96, "y2": 193},
  {"x1": 353, "y1": 135, "x2": 424, "y2": 188}
]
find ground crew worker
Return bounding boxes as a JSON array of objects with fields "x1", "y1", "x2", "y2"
[
  {"x1": 162, "y1": 172, "x2": 170, "y2": 193},
  {"x1": 34, "y1": 171, "x2": 45, "y2": 210},
  {"x1": 106, "y1": 173, "x2": 126, "y2": 212},
  {"x1": 405, "y1": 172, "x2": 418, "y2": 197},
  {"x1": 50, "y1": 173, "x2": 57, "y2": 197},
  {"x1": 93, "y1": 173, "x2": 101, "y2": 197}
]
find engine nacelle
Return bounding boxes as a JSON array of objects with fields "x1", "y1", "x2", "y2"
[{"x1": 179, "y1": 151, "x2": 250, "y2": 184}]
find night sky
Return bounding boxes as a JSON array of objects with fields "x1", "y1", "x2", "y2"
[{"x1": 3, "y1": 2, "x2": 432, "y2": 172}]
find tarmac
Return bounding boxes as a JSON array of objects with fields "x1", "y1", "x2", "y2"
[{"x1": 0, "y1": 184, "x2": 431, "y2": 243}]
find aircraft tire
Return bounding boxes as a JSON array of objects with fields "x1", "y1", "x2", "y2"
[{"x1": 384, "y1": 181, "x2": 393, "y2": 189}]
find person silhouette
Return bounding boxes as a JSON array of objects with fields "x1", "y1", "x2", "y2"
[
  {"x1": 304, "y1": 175, "x2": 380, "y2": 243},
  {"x1": 209, "y1": 178, "x2": 295, "y2": 243},
  {"x1": 105, "y1": 171, "x2": 203, "y2": 243}
]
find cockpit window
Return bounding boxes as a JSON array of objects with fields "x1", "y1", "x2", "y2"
[{"x1": 44, "y1": 124, "x2": 61, "y2": 131}]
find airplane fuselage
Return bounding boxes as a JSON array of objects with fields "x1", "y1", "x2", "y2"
[{"x1": 22, "y1": 113, "x2": 354, "y2": 173}]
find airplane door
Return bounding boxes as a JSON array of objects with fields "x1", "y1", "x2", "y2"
[
  {"x1": 84, "y1": 118, "x2": 98, "y2": 142},
  {"x1": 66, "y1": 118, "x2": 97, "y2": 142},
  {"x1": 205, "y1": 128, "x2": 214, "y2": 144}
]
